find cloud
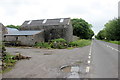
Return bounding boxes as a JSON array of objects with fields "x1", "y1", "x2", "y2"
[{"x1": 0, "y1": 0, "x2": 119, "y2": 34}]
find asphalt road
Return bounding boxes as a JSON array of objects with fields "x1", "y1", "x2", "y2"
[
  {"x1": 90, "y1": 39, "x2": 118, "y2": 78},
  {"x1": 3, "y1": 46, "x2": 90, "y2": 78},
  {"x1": 2, "y1": 39, "x2": 119, "y2": 78}
]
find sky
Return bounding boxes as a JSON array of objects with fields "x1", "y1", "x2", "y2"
[{"x1": 0, "y1": 0, "x2": 119, "y2": 34}]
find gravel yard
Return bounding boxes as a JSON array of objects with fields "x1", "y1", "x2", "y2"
[{"x1": 3, "y1": 46, "x2": 90, "y2": 78}]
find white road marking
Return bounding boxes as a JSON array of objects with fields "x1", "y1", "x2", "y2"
[
  {"x1": 86, "y1": 66, "x2": 90, "y2": 73},
  {"x1": 88, "y1": 56, "x2": 91, "y2": 59},
  {"x1": 106, "y1": 45, "x2": 120, "y2": 52},
  {"x1": 87, "y1": 60, "x2": 91, "y2": 64},
  {"x1": 89, "y1": 53, "x2": 91, "y2": 56}
]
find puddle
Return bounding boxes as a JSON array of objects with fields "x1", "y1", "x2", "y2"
[{"x1": 60, "y1": 65, "x2": 71, "y2": 72}]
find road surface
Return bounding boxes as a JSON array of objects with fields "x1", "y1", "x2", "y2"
[
  {"x1": 3, "y1": 46, "x2": 90, "y2": 78},
  {"x1": 90, "y1": 40, "x2": 118, "y2": 78},
  {"x1": 2, "y1": 39, "x2": 119, "y2": 78}
]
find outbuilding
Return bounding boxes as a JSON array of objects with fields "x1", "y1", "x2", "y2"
[
  {"x1": 20, "y1": 18, "x2": 73, "y2": 42},
  {"x1": 4, "y1": 30, "x2": 44, "y2": 46}
]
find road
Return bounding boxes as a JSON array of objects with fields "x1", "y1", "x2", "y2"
[
  {"x1": 2, "y1": 39, "x2": 119, "y2": 78},
  {"x1": 90, "y1": 39, "x2": 118, "y2": 78},
  {"x1": 3, "y1": 46, "x2": 90, "y2": 78}
]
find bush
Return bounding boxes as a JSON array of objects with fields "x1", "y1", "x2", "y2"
[
  {"x1": 35, "y1": 39, "x2": 91, "y2": 49},
  {"x1": 35, "y1": 38, "x2": 68, "y2": 49},
  {"x1": 35, "y1": 42, "x2": 51, "y2": 48},
  {"x1": 50, "y1": 38, "x2": 67, "y2": 49}
]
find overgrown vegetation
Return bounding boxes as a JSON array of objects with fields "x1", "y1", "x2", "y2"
[
  {"x1": 1, "y1": 42, "x2": 31, "y2": 73},
  {"x1": 0, "y1": 43, "x2": 16, "y2": 73},
  {"x1": 2, "y1": 53, "x2": 17, "y2": 72},
  {"x1": 35, "y1": 38, "x2": 91, "y2": 49},
  {"x1": 50, "y1": 38, "x2": 67, "y2": 49},
  {"x1": 35, "y1": 42, "x2": 51, "y2": 49},
  {"x1": 69, "y1": 39, "x2": 91, "y2": 47}
]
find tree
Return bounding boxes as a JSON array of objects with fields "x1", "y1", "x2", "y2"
[
  {"x1": 96, "y1": 18, "x2": 120, "y2": 41},
  {"x1": 71, "y1": 18, "x2": 94, "y2": 39},
  {"x1": 6, "y1": 25, "x2": 20, "y2": 29},
  {"x1": 104, "y1": 18, "x2": 120, "y2": 41},
  {"x1": 96, "y1": 29, "x2": 106, "y2": 40}
]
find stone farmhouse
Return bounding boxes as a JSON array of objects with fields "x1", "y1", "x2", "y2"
[{"x1": 3, "y1": 18, "x2": 73, "y2": 46}]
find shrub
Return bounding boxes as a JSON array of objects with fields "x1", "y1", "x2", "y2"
[
  {"x1": 35, "y1": 39, "x2": 91, "y2": 49},
  {"x1": 35, "y1": 42, "x2": 51, "y2": 48},
  {"x1": 50, "y1": 38, "x2": 67, "y2": 49}
]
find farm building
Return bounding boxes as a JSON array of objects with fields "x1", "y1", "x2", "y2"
[
  {"x1": 20, "y1": 18, "x2": 73, "y2": 42},
  {"x1": 4, "y1": 29, "x2": 44, "y2": 46},
  {"x1": 4, "y1": 18, "x2": 73, "y2": 46}
]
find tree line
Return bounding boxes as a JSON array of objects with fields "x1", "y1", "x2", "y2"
[
  {"x1": 6, "y1": 25, "x2": 20, "y2": 29},
  {"x1": 96, "y1": 18, "x2": 120, "y2": 41}
]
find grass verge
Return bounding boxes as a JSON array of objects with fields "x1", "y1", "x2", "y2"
[
  {"x1": 35, "y1": 39, "x2": 92, "y2": 49},
  {"x1": 69, "y1": 39, "x2": 91, "y2": 48},
  {"x1": 103, "y1": 40, "x2": 120, "y2": 45}
]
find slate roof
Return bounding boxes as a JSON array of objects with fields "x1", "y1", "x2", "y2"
[
  {"x1": 5, "y1": 28, "x2": 44, "y2": 36},
  {"x1": 21, "y1": 18, "x2": 71, "y2": 27}
]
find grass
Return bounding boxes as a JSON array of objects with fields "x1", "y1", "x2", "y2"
[
  {"x1": 2, "y1": 53, "x2": 17, "y2": 73},
  {"x1": 35, "y1": 42, "x2": 51, "y2": 49},
  {"x1": 0, "y1": 66, "x2": 13, "y2": 74},
  {"x1": 69, "y1": 39, "x2": 91, "y2": 47},
  {"x1": 108, "y1": 41, "x2": 120, "y2": 45},
  {"x1": 103, "y1": 40, "x2": 120, "y2": 45},
  {"x1": 35, "y1": 39, "x2": 92, "y2": 49}
]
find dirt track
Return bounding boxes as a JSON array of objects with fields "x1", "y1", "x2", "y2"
[{"x1": 3, "y1": 46, "x2": 90, "y2": 78}]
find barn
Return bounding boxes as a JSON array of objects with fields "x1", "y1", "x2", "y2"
[
  {"x1": 20, "y1": 18, "x2": 73, "y2": 42},
  {"x1": 4, "y1": 18, "x2": 73, "y2": 46},
  {"x1": 4, "y1": 29, "x2": 44, "y2": 46}
]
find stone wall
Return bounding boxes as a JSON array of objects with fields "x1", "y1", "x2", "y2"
[
  {"x1": 4, "y1": 31, "x2": 44, "y2": 46},
  {"x1": 0, "y1": 23, "x2": 8, "y2": 41}
]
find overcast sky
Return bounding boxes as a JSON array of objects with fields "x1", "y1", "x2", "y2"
[{"x1": 0, "y1": 0, "x2": 119, "y2": 34}]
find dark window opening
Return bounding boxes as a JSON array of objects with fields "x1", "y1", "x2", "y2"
[
  {"x1": 16, "y1": 37, "x2": 18, "y2": 41},
  {"x1": 4, "y1": 35, "x2": 6, "y2": 38}
]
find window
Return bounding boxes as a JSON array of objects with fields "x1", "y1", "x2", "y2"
[
  {"x1": 27, "y1": 20, "x2": 32, "y2": 24},
  {"x1": 4, "y1": 35, "x2": 6, "y2": 38},
  {"x1": 60, "y1": 19, "x2": 64, "y2": 23},
  {"x1": 16, "y1": 37, "x2": 18, "y2": 41},
  {"x1": 43, "y1": 19, "x2": 47, "y2": 24}
]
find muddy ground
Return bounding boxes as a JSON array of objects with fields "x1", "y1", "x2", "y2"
[{"x1": 3, "y1": 46, "x2": 90, "y2": 78}]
